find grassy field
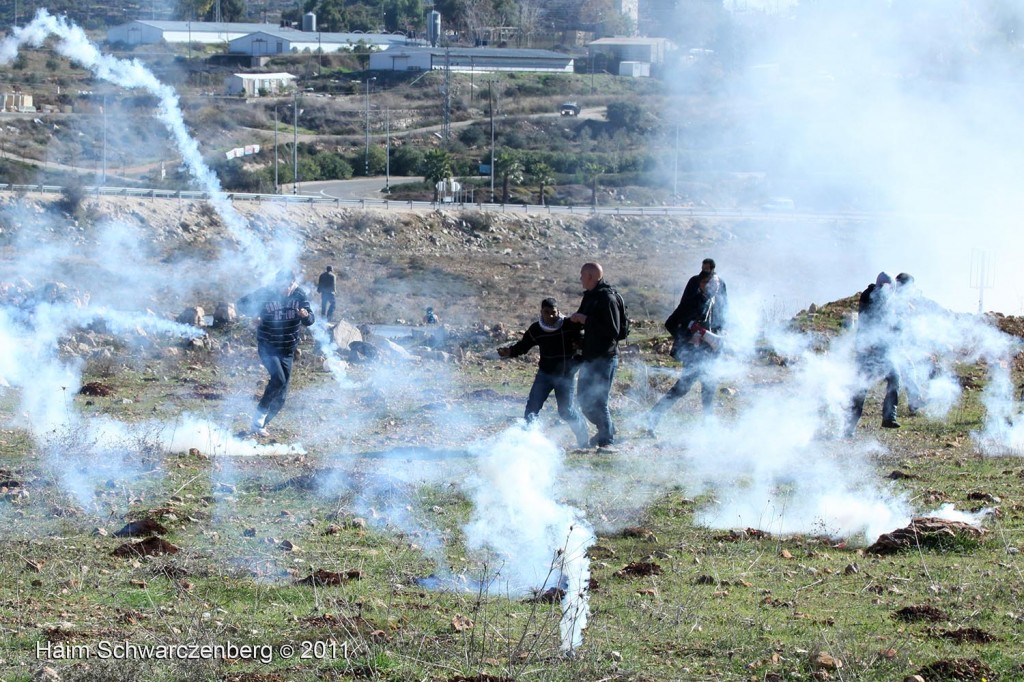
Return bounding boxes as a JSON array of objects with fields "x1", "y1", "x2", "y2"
[{"x1": 1, "y1": 310, "x2": 1023, "y2": 682}]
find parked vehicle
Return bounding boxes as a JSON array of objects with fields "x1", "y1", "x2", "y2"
[{"x1": 559, "y1": 102, "x2": 580, "y2": 116}]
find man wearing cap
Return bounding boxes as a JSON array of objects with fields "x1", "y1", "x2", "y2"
[
  {"x1": 846, "y1": 271, "x2": 901, "y2": 436},
  {"x1": 238, "y1": 269, "x2": 315, "y2": 437},
  {"x1": 498, "y1": 298, "x2": 590, "y2": 449},
  {"x1": 316, "y1": 265, "x2": 337, "y2": 320}
]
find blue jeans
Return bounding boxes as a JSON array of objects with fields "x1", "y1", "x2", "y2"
[
  {"x1": 257, "y1": 344, "x2": 295, "y2": 426},
  {"x1": 848, "y1": 350, "x2": 900, "y2": 431},
  {"x1": 525, "y1": 369, "x2": 590, "y2": 448},
  {"x1": 577, "y1": 355, "x2": 618, "y2": 446},
  {"x1": 650, "y1": 345, "x2": 716, "y2": 424}
]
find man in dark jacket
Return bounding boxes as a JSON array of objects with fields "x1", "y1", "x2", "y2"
[
  {"x1": 846, "y1": 271, "x2": 901, "y2": 436},
  {"x1": 569, "y1": 262, "x2": 624, "y2": 449},
  {"x1": 648, "y1": 269, "x2": 725, "y2": 430},
  {"x1": 238, "y1": 269, "x2": 315, "y2": 437},
  {"x1": 679, "y1": 258, "x2": 728, "y2": 323},
  {"x1": 498, "y1": 298, "x2": 589, "y2": 448},
  {"x1": 316, "y1": 265, "x2": 337, "y2": 320}
]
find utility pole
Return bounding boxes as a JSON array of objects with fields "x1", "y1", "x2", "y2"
[
  {"x1": 673, "y1": 123, "x2": 679, "y2": 200},
  {"x1": 364, "y1": 77, "x2": 375, "y2": 176},
  {"x1": 442, "y1": 49, "x2": 451, "y2": 143},
  {"x1": 101, "y1": 95, "x2": 107, "y2": 185},
  {"x1": 292, "y1": 89, "x2": 298, "y2": 194},
  {"x1": 385, "y1": 106, "x2": 391, "y2": 193},
  {"x1": 274, "y1": 106, "x2": 279, "y2": 192},
  {"x1": 489, "y1": 79, "x2": 495, "y2": 203}
]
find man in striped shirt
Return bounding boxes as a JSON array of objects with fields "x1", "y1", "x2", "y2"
[{"x1": 238, "y1": 269, "x2": 315, "y2": 437}]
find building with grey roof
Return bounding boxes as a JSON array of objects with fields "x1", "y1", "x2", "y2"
[{"x1": 368, "y1": 46, "x2": 574, "y2": 73}]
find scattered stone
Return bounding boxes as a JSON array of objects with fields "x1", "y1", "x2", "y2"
[
  {"x1": 176, "y1": 306, "x2": 205, "y2": 327},
  {"x1": 243, "y1": 528, "x2": 257, "y2": 537},
  {"x1": 810, "y1": 651, "x2": 842, "y2": 671},
  {"x1": 451, "y1": 614, "x2": 473, "y2": 632}
]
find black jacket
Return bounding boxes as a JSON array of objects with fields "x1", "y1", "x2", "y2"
[
  {"x1": 238, "y1": 286, "x2": 315, "y2": 355},
  {"x1": 317, "y1": 271, "x2": 336, "y2": 294},
  {"x1": 504, "y1": 318, "x2": 582, "y2": 375},
  {"x1": 666, "y1": 277, "x2": 725, "y2": 339},
  {"x1": 577, "y1": 280, "x2": 621, "y2": 360}
]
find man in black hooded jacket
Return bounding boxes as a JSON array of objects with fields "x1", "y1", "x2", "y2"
[{"x1": 498, "y1": 298, "x2": 589, "y2": 448}]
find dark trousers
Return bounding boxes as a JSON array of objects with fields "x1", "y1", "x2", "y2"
[
  {"x1": 577, "y1": 355, "x2": 618, "y2": 446},
  {"x1": 650, "y1": 361, "x2": 716, "y2": 424},
  {"x1": 257, "y1": 344, "x2": 295, "y2": 426},
  {"x1": 524, "y1": 369, "x2": 590, "y2": 448},
  {"x1": 320, "y1": 292, "x2": 336, "y2": 319},
  {"x1": 848, "y1": 351, "x2": 900, "y2": 432}
]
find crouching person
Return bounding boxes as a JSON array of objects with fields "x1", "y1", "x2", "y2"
[{"x1": 498, "y1": 298, "x2": 590, "y2": 449}]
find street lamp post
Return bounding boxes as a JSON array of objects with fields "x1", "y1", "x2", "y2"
[
  {"x1": 101, "y1": 95, "x2": 107, "y2": 185},
  {"x1": 364, "y1": 76, "x2": 376, "y2": 176},
  {"x1": 274, "y1": 106, "x2": 279, "y2": 193},
  {"x1": 489, "y1": 79, "x2": 496, "y2": 202}
]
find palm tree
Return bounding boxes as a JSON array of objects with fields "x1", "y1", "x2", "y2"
[
  {"x1": 495, "y1": 150, "x2": 524, "y2": 204},
  {"x1": 581, "y1": 161, "x2": 604, "y2": 208},
  {"x1": 530, "y1": 162, "x2": 554, "y2": 206},
  {"x1": 421, "y1": 149, "x2": 453, "y2": 203}
]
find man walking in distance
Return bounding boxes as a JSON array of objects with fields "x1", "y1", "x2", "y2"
[
  {"x1": 238, "y1": 269, "x2": 315, "y2": 437},
  {"x1": 570, "y1": 262, "x2": 624, "y2": 450},
  {"x1": 316, "y1": 265, "x2": 337, "y2": 320},
  {"x1": 846, "y1": 271, "x2": 901, "y2": 436},
  {"x1": 498, "y1": 298, "x2": 590, "y2": 449}
]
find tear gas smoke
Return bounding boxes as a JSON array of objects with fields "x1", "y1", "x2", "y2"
[{"x1": 463, "y1": 426, "x2": 595, "y2": 652}]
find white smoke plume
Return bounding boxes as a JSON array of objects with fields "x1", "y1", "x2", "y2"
[
  {"x1": 0, "y1": 9, "x2": 279, "y2": 274},
  {"x1": 463, "y1": 425, "x2": 595, "y2": 652}
]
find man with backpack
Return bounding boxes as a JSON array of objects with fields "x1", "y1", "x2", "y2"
[
  {"x1": 569, "y1": 262, "x2": 629, "y2": 450},
  {"x1": 647, "y1": 267, "x2": 727, "y2": 431}
]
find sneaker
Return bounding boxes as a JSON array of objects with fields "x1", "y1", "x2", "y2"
[
  {"x1": 881, "y1": 420, "x2": 901, "y2": 429},
  {"x1": 252, "y1": 427, "x2": 271, "y2": 438},
  {"x1": 597, "y1": 443, "x2": 618, "y2": 453}
]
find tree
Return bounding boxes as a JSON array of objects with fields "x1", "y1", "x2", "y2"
[
  {"x1": 581, "y1": 161, "x2": 604, "y2": 208},
  {"x1": 530, "y1": 161, "x2": 554, "y2": 205},
  {"x1": 421, "y1": 149, "x2": 453, "y2": 202},
  {"x1": 495, "y1": 150, "x2": 523, "y2": 204}
]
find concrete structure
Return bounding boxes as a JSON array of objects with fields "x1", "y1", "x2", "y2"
[
  {"x1": 618, "y1": 60, "x2": 650, "y2": 77},
  {"x1": 107, "y1": 20, "x2": 282, "y2": 46},
  {"x1": 229, "y1": 29, "x2": 415, "y2": 56},
  {"x1": 0, "y1": 93, "x2": 34, "y2": 112},
  {"x1": 369, "y1": 46, "x2": 574, "y2": 73},
  {"x1": 225, "y1": 72, "x2": 296, "y2": 97},
  {"x1": 587, "y1": 36, "x2": 673, "y2": 65}
]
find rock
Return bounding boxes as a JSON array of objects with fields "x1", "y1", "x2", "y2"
[
  {"x1": 331, "y1": 319, "x2": 363, "y2": 351},
  {"x1": 176, "y1": 306, "x2": 205, "y2": 327},
  {"x1": 212, "y1": 301, "x2": 236, "y2": 326},
  {"x1": 810, "y1": 651, "x2": 842, "y2": 670}
]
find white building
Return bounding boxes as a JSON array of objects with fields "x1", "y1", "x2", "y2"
[
  {"x1": 229, "y1": 29, "x2": 416, "y2": 56},
  {"x1": 107, "y1": 20, "x2": 284, "y2": 46},
  {"x1": 369, "y1": 47, "x2": 574, "y2": 73},
  {"x1": 587, "y1": 37, "x2": 674, "y2": 65},
  {"x1": 225, "y1": 72, "x2": 296, "y2": 97}
]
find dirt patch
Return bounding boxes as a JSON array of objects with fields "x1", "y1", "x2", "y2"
[
  {"x1": 893, "y1": 604, "x2": 949, "y2": 622},
  {"x1": 523, "y1": 586, "x2": 565, "y2": 604},
  {"x1": 936, "y1": 627, "x2": 998, "y2": 644},
  {"x1": 714, "y1": 528, "x2": 772, "y2": 542},
  {"x1": 614, "y1": 561, "x2": 662, "y2": 578},
  {"x1": 915, "y1": 657, "x2": 994, "y2": 681},
  {"x1": 294, "y1": 569, "x2": 364, "y2": 586},
  {"x1": 113, "y1": 517, "x2": 169, "y2": 537},
  {"x1": 867, "y1": 517, "x2": 986, "y2": 554},
  {"x1": 111, "y1": 537, "x2": 180, "y2": 558},
  {"x1": 79, "y1": 381, "x2": 114, "y2": 396}
]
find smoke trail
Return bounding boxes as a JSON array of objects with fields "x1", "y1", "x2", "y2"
[
  {"x1": 463, "y1": 425, "x2": 595, "y2": 652},
  {"x1": 0, "y1": 9, "x2": 268, "y2": 268}
]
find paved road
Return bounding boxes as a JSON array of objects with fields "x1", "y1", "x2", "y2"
[{"x1": 297, "y1": 176, "x2": 425, "y2": 200}]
